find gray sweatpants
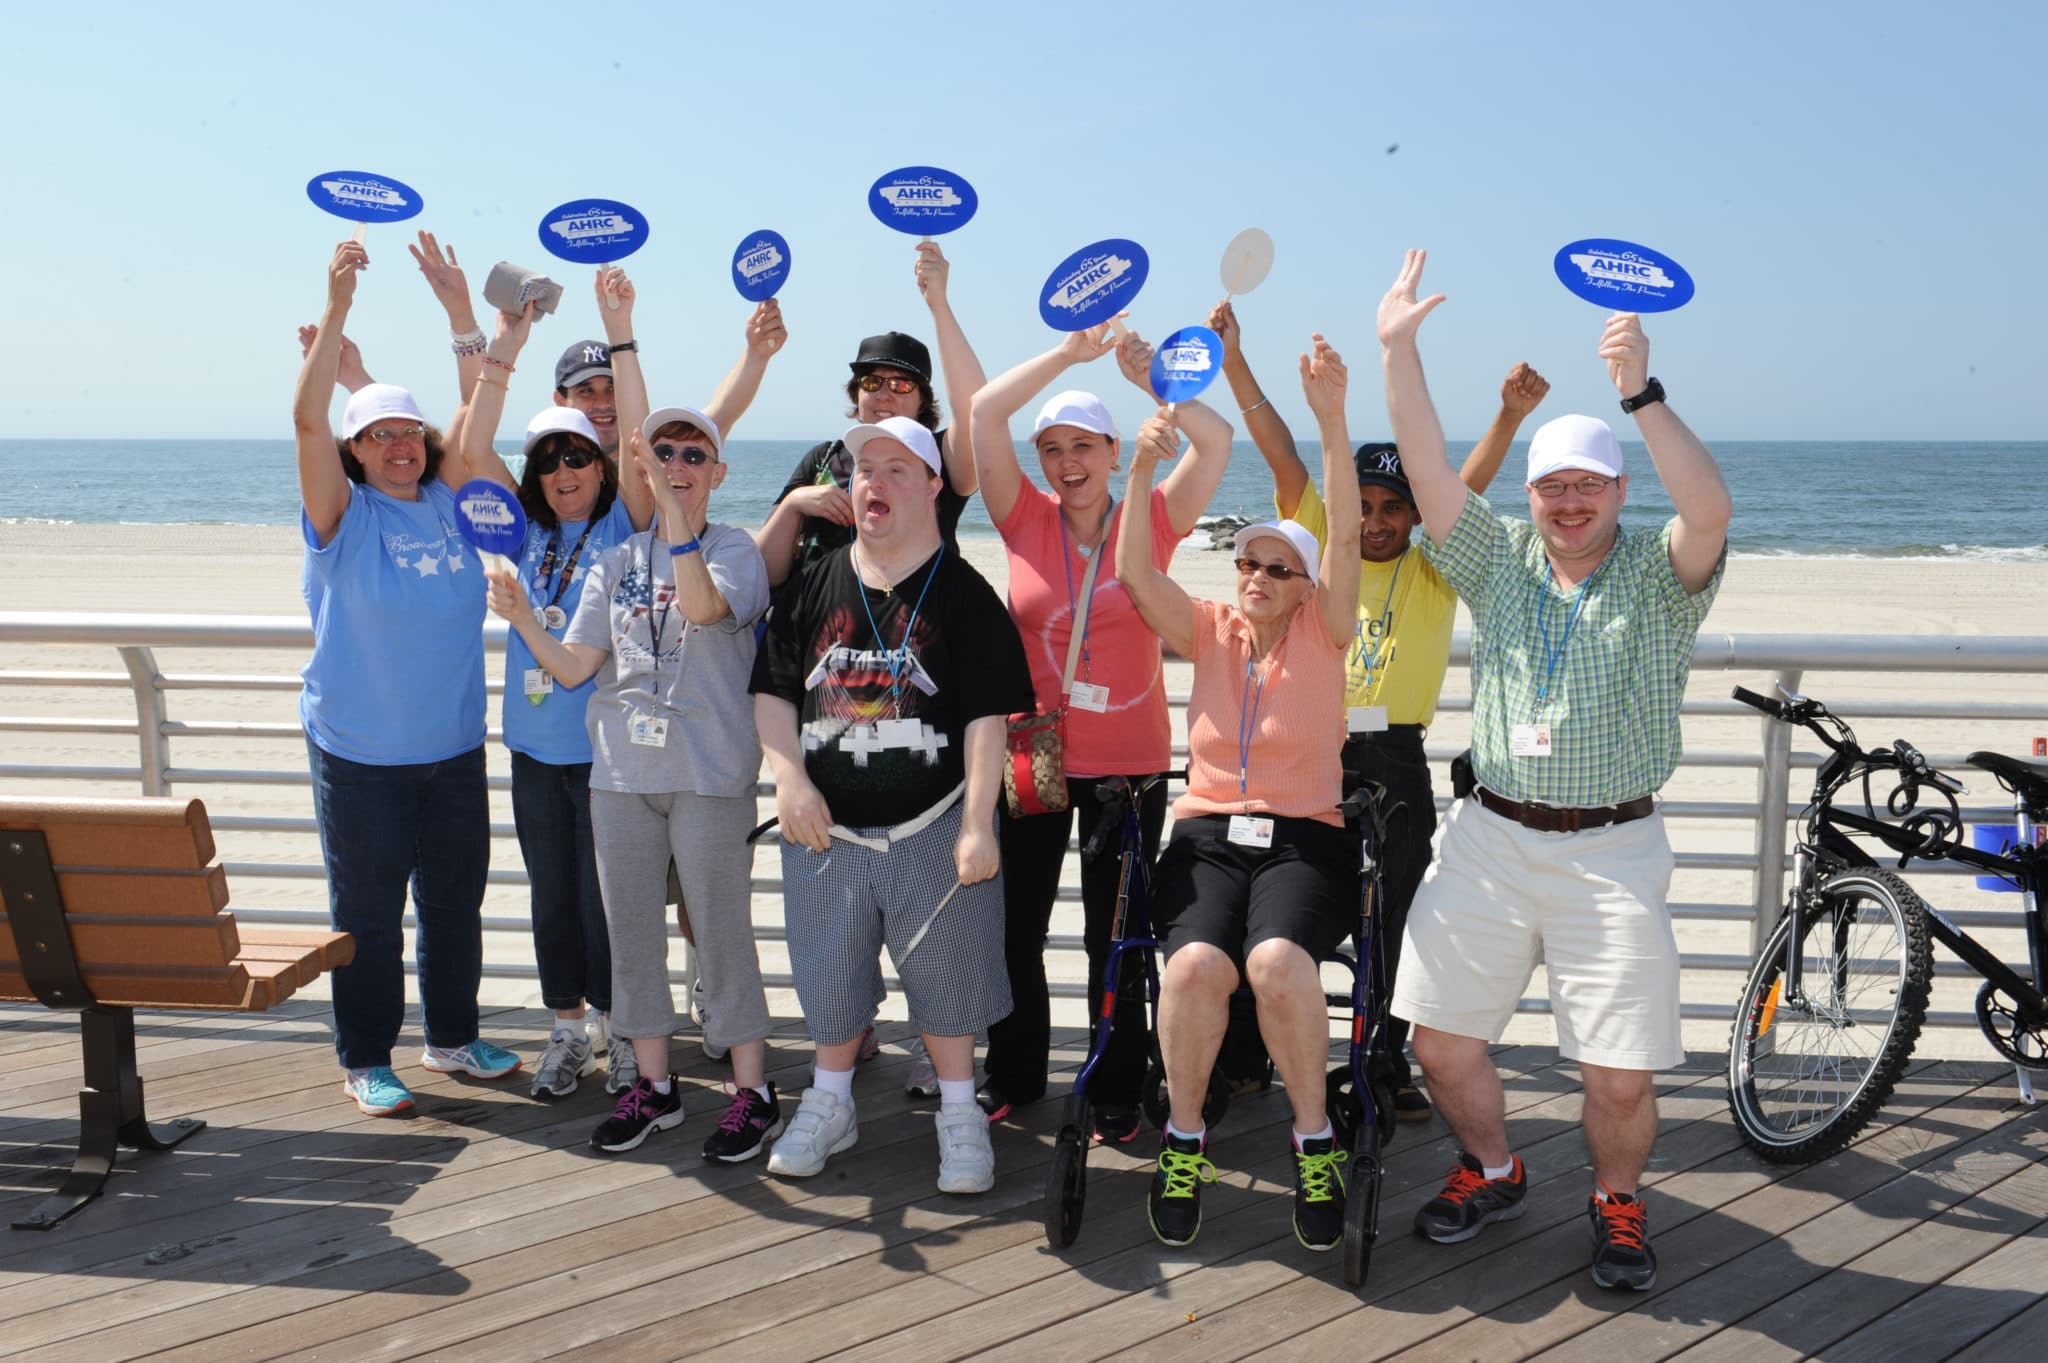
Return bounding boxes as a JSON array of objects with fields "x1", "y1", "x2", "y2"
[{"x1": 590, "y1": 788, "x2": 771, "y2": 1050}]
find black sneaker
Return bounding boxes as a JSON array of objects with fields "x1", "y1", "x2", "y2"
[
  {"x1": 976, "y1": 1081, "x2": 1039, "y2": 1123},
  {"x1": 702, "y1": 1082, "x2": 784, "y2": 1163},
  {"x1": 589, "y1": 1076, "x2": 685, "y2": 1153},
  {"x1": 1091, "y1": 1105, "x2": 1143, "y2": 1146},
  {"x1": 1146, "y1": 1131, "x2": 1217, "y2": 1247},
  {"x1": 1292, "y1": 1134, "x2": 1348, "y2": 1251},
  {"x1": 1589, "y1": 1190, "x2": 1658, "y2": 1290},
  {"x1": 1413, "y1": 1151, "x2": 1527, "y2": 1243}
]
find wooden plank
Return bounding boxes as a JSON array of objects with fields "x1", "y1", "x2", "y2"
[
  {"x1": 0, "y1": 796, "x2": 215, "y2": 869},
  {"x1": 45, "y1": 866, "x2": 229, "y2": 917},
  {"x1": 235, "y1": 927, "x2": 355, "y2": 972},
  {"x1": 0, "y1": 964, "x2": 255, "y2": 1010}
]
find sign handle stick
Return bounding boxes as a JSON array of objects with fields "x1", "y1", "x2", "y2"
[
  {"x1": 350, "y1": 223, "x2": 367, "y2": 246},
  {"x1": 486, "y1": 551, "x2": 513, "y2": 576},
  {"x1": 1108, "y1": 317, "x2": 1130, "y2": 341},
  {"x1": 604, "y1": 259, "x2": 620, "y2": 311}
]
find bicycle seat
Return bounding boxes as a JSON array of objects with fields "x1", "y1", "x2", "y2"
[{"x1": 1966, "y1": 751, "x2": 2048, "y2": 806}]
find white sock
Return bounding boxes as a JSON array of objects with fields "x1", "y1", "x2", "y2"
[
  {"x1": 814, "y1": 1065, "x2": 855, "y2": 1100},
  {"x1": 650, "y1": 1076, "x2": 672, "y2": 1095},
  {"x1": 751, "y1": 1085, "x2": 773, "y2": 1104},
  {"x1": 1166, "y1": 1120, "x2": 1206, "y2": 1146},
  {"x1": 1482, "y1": 1156, "x2": 1516, "y2": 1179},
  {"x1": 1293, "y1": 1122, "x2": 1335, "y2": 1149},
  {"x1": 938, "y1": 1078, "x2": 976, "y2": 1107}
]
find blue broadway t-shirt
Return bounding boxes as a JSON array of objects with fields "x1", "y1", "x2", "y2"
[
  {"x1": 299, "y1": 480, "x2": 487, "y2": 765},
  {"x1": 501, "y1": 498, "x2": 636, "y2": 765}
]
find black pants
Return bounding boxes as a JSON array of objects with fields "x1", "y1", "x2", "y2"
[
  {"x1": 985, "y1": 774, "x2": 1169, "y2": 1108},
  {"x1": 1343, "y1": 727, "x2": 1438, "y2": 1089}
]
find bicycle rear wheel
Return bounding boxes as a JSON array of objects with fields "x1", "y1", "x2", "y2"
[{"x1": 1727, "y1": 867, "x2": 1931, "y2": 1163}]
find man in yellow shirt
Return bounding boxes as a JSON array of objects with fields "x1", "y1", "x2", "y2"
[{"x1": 1211, "y1": 300, "x2": 1549, "y2": 1119}]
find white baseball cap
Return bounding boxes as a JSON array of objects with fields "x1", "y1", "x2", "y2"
[
  {"x1": 522, "y1": 406, "x2": 602, "y2": 455},
  {"x1": 1031, "y1": 390, "x2": 1119, "y2": 441},
  {"x1": 642, "y1": 406, "x2": 725, "y2": 458},
  {"x1": 1232, "y1": 519, "x2": 1321, "y2": 578},
  {"x1": 341, "y1": 384, "x2": 425, "y2": 440},
  {"x1": 1526, "y1": 414, "x2": 1625, "y2": 484},
  {"x1": 843, "y1": 415, "x2": 943, "y2": 474}
]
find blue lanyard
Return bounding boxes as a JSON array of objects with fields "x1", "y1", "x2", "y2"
[
  {"x1": 1236, "y1": 640, "x2": 1282, "y2": 797},
  {"x1": 853, "y1": 542, "x2": 942, "y2": 712},
  {"x1": 1352, "y1": 548, "x2": 1407, "y2": 680},
  {"x1": 1058, "y1": 502, "x2": 1113, "y2": 681},
  {"x1": 1532, "y1": 557, "x2": 1604, "y2": 716}
]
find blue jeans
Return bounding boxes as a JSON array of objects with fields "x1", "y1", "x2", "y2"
[
  {"x1": 307, "y1": 738, "x2": 490, "y2": 1069},
  {"x1": 510, "y1": 751, "x2": 612, "y2": 1013}
]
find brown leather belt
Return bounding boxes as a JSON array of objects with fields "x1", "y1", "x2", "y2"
[{"x1": 1473, "y1": 785, "x2": 1656, "y2": 834}]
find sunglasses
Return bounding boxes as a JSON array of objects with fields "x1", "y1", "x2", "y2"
[
  {"x1": 1235, "y1": 557, "x2": 1311, "y2": 582},
  {"x1": 1530, "y1": 475, "x2": 1615, "y2": 499},
  {"x1": 530, "y1": 447, "x2": 597, "y2": 476},
  {"x1": 856, "y1": 373, "x2": 921, "y2": 395},
  {"x1": 653, "y1": 442, "x2": 715, "y2": 466},
  {"x1": 358, "y1": 423, "x2": 425, "y2": 445}
]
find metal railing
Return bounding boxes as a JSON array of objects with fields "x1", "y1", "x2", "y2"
[{"x1": 4, "y1": 611, "x2": 2046, "y2": 1036}]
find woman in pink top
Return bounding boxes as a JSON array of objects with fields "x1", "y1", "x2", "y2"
[
  {"x1": 1117, "y1": 335, "x2": 1362, "y2": 1252},
  {"x1": 968, "y1": 321, "x2": 1233, "y2": 1140}
]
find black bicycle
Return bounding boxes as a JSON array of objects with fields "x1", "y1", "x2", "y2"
[{"x1": 1726, "y1": 685, "x2": 2048, "y2": 1163}]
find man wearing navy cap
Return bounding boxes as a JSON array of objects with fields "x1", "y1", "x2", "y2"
[{"x1": 1212, "y1": 298, "x2": 1549, "y2": 1122}]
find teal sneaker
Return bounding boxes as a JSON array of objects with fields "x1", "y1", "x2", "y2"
[
  {"x1": 343, "y1": 1066, "x2": 415, "y2": 1116},
  {"x1": 421, "y1": 1038, "x2": 523, "y2": 1079}
]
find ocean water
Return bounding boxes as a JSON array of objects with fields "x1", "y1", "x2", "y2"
[{"x1": 1, "y1": 438, "x2": 2043, "y2": 561}]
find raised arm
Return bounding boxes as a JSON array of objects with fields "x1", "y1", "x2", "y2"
[
  {"x1": 484, "y1": 567, "x2": 606, "y2": 689},
  {"x1": 596, "y1": 268, "x2": 653, "y2": 531},
  {"x1": 1110, "y1": 329, "x2": 1235, "y2": 536},
  {"x1": 1211, "y1": 299, "x2": 1310, "y2": 516},
  {"x1": 293, "y1": 242, "x2": 364, "y2": 547},
  {"x1": 628, "y1": 431, "x2": 731, "y2": 625},
  {"x1": 701, "y1": 298, "x2": 787, "y2": 442},
  {"x1": 1457, "y1": 361, "x2": 1550, "y2": 494},
  {"x1": 298, "y1": 326, "x2": 374, "y2": 393},
  {"x1": 409, "y1": 232, "x2": 482, "y2": 457},
  {"x1": 450, "y1": 304, "x2": 532, "y2": 493},
  {"x1": 967, "y1": 322, "x2": 1119, "y2": 527},
  {"x1": 1115, "y1": 414, "x2": 1198, "y2": 660},
  {"x1": 916, "y1": 242, "x2": 988, "y2": 496},
  {"x1": 1376, "y1": 250, "x2": 1466, "y2": 546},
  {"x1": 1601, "y1": 313, "x2": 1730, "y2": 592},
  {"x1": 1301, "y1": 336, "x2": 1361, "y2": 648}
]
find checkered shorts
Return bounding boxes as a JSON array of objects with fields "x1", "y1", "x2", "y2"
[{"x1": 779, "y1": 797, "x2": 1011, "y2": 1044}]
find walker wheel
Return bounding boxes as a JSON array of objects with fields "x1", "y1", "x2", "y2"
[{"x1": 1043, "y1": 1125, "x2": 1089, "y2": 1248}]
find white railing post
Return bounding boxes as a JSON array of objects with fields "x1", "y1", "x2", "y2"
[
  {"x1": 1749, "y1": 666, "x2": 1803, "y2": 954},
  {"x1": 116, "y1": 646, "x2": 171, "y2": 796}
]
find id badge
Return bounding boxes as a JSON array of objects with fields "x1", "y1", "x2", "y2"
[
  {"x1": 1068, "y1": 681, "x2": 1110, "y2": 713},
  {"x1": 1227, "y1": 814, "x2": 1275, "y2": 848},
  {"x1": 1346, "y1": 705, "x2": 1388, "y2": 734},
  {"x1": 628, "y1": 712, "x2": 670, "y2": 748},
  {"x1": 875, "y1": 718, "x2": 920, "y2": 748},
  {"x1": 523, "y1": 668, "x2": 553, "y2": 703},
  {"x1": 1511, "y1": 723, "x2": 1552, "y2": 758}
]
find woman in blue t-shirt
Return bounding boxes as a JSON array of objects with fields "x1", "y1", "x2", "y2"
[{"x1": 294, "y1": 237, "x2": 526, "y2": 1117}]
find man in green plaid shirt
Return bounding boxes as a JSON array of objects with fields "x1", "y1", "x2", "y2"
[{"x1": 1375, "y1": 250, "x2": 1731, "y2": 1293}]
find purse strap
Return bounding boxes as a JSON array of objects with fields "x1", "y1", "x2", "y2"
[{"x1": 1060, "y1": 502, "x2": 1113, "y2": 698}]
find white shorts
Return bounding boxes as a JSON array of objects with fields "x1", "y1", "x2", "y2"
[{"x1": 1391, "y1": 796, "x2": 1683, "y2": 1072}]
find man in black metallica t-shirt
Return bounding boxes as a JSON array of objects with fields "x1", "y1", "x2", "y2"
[{"x1": 752, "y1": 415, "x2": 1031, "y2": 1196}]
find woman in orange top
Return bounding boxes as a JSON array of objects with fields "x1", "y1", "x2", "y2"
[{"x1": 1115, "y1": 335, "x2": 1362, "y2": 1253}]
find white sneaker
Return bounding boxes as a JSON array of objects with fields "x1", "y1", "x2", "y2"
[
  {"x1": 765, "y1": 1089, "x2": 858, "y2": 1178},
  {"x1": 529, "y1": 1027, "x2": 595, "y2": 1100},
  {"x1": 586, "y1": 1011, "x2": 611, "y2": 1057},
  {"x1": 606, "y1": 1034, "x2": 642, "y2": 1095},
  {"x1": 904, "y1": 1037, "x2": 940, "y2": 1099},
  {"x1": 935, "y1": 1102, "x2": 996, "y2": 1194}
]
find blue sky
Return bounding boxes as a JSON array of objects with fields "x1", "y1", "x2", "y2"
[{"x1": 2, "y1": 1, "x2": 2041, "y2": 442}]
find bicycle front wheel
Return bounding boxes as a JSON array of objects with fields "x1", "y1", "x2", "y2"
[{"x1": 1727, "y1": 867, "x2": 1932, "y2": 1164}]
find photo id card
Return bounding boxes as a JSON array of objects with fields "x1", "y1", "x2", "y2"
[
  {"x1": 1068, "y1": 681, "x2": 1110, "y2": 713},
  {"x1": 1347, "y1": 705, "x2": 1389, "y2": 734},
  {"x1": 1511, "y1": 723, "x2": 1552, "y2": 758},
  {"x1": 628, "y1": 712, "x2": 670, "y2": 748},
  {"x1": 1227, "y1": 814, "x2": 1275, "y2": 848},
  {"x1": 523, "y1": 668, "x2": 554, "y2": 698},
  {"x1": 875, "y1": 718, "x2": 921, "y2": 748}
]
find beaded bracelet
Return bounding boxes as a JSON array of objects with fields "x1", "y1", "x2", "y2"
[
  {"x1": 480, "y1": 355, "x2": 515, "y2": 373},
  {"x1": 450, "y1": 326, "x2": 487, "y2": 356}
]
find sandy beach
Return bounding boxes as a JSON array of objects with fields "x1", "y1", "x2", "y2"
[{"x1": 3, "y1": 522, "x2": 2045, "y2": 1061}]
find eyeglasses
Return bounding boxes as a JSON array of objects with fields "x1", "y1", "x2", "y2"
[
  {"x1": 856, "y1": 373, "x2": 920, "y2": 396},
  {"x1": 653, "y1": 442, "x2": 715, "y2": 467},
  {"x1": 359, "y1": 423, "x2": 425, "y2": 445},
  {"x1": 1530, "y1": 475, "x2": 1614, "y2": 499},
  {"x1": 1235, "y1": 557, "x2": 1311, "y2": 582},
  {"x1": 530, "y1": 447, "x2": 597, "y2": 476}
]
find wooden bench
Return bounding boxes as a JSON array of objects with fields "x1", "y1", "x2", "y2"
[{"x1": 0, "y1": 796, "x2": 352, "y2": 1230}]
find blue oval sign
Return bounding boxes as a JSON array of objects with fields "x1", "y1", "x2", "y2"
[
  {"x1": 1553, "y1": 238, "x2": 1694, "y2": 312},
  {"x1": 1038, "y1": 239, "x2": 1150, "y2": 332},
  {"x1": 305, "y1": 170, "x2": 423, "y2": 225},
  {"x1": 867, "y1": 166, "x2": 977, "y2": 235},
  {"x1": 538, "y1": 198, "x2": 650, "y2": 265},
  {"x1": 1149, "y1": 326, "x2": 1224, "y2": 405},
  {"x1": 731, "y1": 229, "x2": 792, "y2": 302},
  {"x1": 453, "y1": 479, "x2": 528, "y2": 559}
]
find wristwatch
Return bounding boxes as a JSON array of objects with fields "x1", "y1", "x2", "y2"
[{"x1": 1620, "y1": 377, "x2": 1665, "y2": 414}]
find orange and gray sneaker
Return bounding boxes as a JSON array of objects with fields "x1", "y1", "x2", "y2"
[
  {"x1": 1588, "y1": 1187, "x2": 1658, "y2": 1290},
  {"x1": 1413, "y1": 1151, "x2": 1527, "y2": 1243}
]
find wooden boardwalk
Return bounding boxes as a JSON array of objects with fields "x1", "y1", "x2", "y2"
[{"x1": 2, "y1": 1002, "x2": 2044, "y2": 1362}]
